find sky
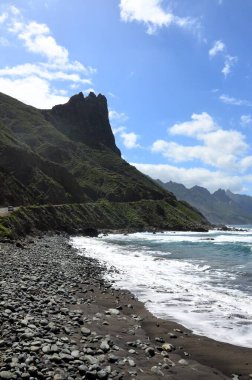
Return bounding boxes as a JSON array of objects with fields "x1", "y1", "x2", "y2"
[{"x1": 0, "y1": 0, "x2": 252, "y2": 195}]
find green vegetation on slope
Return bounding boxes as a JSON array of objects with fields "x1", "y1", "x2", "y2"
[
  {"x1": 0, "y1": 91, "x2": 169, "y2": 205},
  {"x1": 0, "y1": 91, "x2": 210, "y2": 232},
  {"x1": 0, "y1": 199, "x2": 209, "y2": 239}
]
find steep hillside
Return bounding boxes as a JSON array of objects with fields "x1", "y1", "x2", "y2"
[
  {"x1": 0, "y1": 91, "x2": 170, "y2": 205},
  {"x1": 158, "y1": 180, "x2": 252, "y2": 225},
  {"x1": 0, "y1": 91, "x2": 210, "y2": 232}
]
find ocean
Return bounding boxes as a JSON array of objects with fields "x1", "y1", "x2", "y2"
[{"x1": 71, "y1": 227, "x2": 252, "y2": 348}]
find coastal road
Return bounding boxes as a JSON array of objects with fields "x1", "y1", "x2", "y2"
[{"x1": 0, "y1": 207, "x2": 16, "y2": 217}]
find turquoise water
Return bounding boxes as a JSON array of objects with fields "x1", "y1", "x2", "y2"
[{"x1": 71, "y1": 227, "x2": 252, "y2": 348}]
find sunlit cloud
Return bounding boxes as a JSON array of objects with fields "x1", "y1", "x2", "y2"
[
  {"x1": 152, "y1": 112, "x2": 251, "y2": 173},
  {"x1": 119, "y1": 0, "x2": 196, "y2": 35}
]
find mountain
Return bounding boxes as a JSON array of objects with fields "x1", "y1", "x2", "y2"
[
  {"x1": 0, "y1": 91, "x2": 210, "y2": 234},
  {"x1": 0, "y1": 91, "x2": 168, "y2": 205},
  {"x1": 158, "y1": 180, "x2": 252, "y2": 225}
]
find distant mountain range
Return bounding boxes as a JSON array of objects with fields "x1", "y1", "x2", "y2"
[{"x1": 157, "y1": 180, "x2": 252, "y2": 225}]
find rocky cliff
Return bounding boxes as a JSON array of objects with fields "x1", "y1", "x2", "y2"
[{"x1": 44, "y1": 92, "x2": 121, "y2": 155}]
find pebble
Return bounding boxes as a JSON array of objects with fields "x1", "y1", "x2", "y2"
[
  {"x1": 0, "y1": 234, "x2": 231, "y2": 380},
  {"x1": 108, "y1": 354, "x2": 119, "y2": 363},
  {"x1": 178, "y1": 359, "x2": 189, "y2": 365},
  {"x1": 128, "y1": 359, "x2": 136, "y2": 367},
  {"x1": 0, "y1": 372, "x2": 15, "y2": 379},
  {"x1": 100, "y1": 340, "x2": 110, "y2": 353},
  {"x1": 145, "y1": 347, "x2": 155, "y2": 357},
  {"x1": 53, "y1": 374, "x2": 66, "y2": 380},
  {"x1": 106, "y1": 308, "x2": 120, "y2": 315},
  {"x1": 168, "y1": 332, "x2": 177, "y2": 339},
  {"x1": 97, "y1": 369, "x2": 108, "y2": 379},
  {"x1": 151, "y1": 366, "x2": 164, "y2": 376},
  {"x1": 71, "y1": 350, "x2": 80, "y2": 358},
  {"x1": 128, "y1": 349, "x2": 136, "y2": 354},
  {"x1": 155, "y1": 337, "x2": 165, "y2": 343},
  {"x1": 81, "y1": 327, "x2": 91, "y2": 336},
  {"x1": 161, "y1": 343, "x2": 175, "y2": 352}
]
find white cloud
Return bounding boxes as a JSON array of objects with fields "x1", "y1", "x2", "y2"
[
  {"x1": 133, "y1": 163, "x2": 246, "y2": 193},
  {"x1": 109, "y1": 110, "x2": 129, "y2": 123},
  {"x1": 240, "y1": 114, "x2": 252, "y2": 126},
  {"x1": 0, "y1": 63, "x2": 92, "y2": 84},
  {"x1": 170, "y1": 112, "x2": 217, "y2": 137},
  {"x1": 209, "y1": 40, "x2": 225, "y2": 57},
  {"x1": 110, "y1": 110, "x2": 139, "y2": 149},
  {"x1": 83, "y1": 87, "x2": 96, "y2": 95},
  {"x1": 121, "y1": 131, "x2": 140, "y2": 149},
  {"x1": 9, "y1": 5, "x2": 20, "y2": 16},
  {"x1": 112, "y1": 126, "x2": 140, "y2": 149},
  {"x1": 152, "y1": 112, "x2": 250, "y2": 171},
  {"x1": 70, "y1": 83, "x2": 80, "y2": 90},
  {"x1": 0, "y1": 12, "x2": 8, "y2": 24},
  {"x1": 119, "y1": 0, "x2": 195, "y2": 35},
  {"x1": 0, "y1": 76, "x2": 68, "y2": 109},
  {"x1": 222, "y1": 55, "x2": 237, "y2": 77},
  {"x1": 240, "y1": 156, "x2": 252, "y2": 171},
  {"x1": 113, "y1": 126, "x2": 126, "y2": 135},
  {"x1": 0, "y1": 6, "x2": 95, "y2": 108},
  {"x1": 17, "y1": 21, "x2": 69, "y2": 64},
  {"x1": 219, "y1": 94, "x2": 252, "y2": 107},
  {"x1": 209, "y1": 40, "x2": 237, "y2": 77},
  {"x1": 41, "y1": 60, "x2": 95, "y2": 75}
]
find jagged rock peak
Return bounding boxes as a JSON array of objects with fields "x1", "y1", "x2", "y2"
[
  {"x1": 68, "y1": 91, "x2": 85, "y2": 104},
  {"x1": 214, "y1": 188, "x2": 226, "y2": 196},
  {"x1": 191, "y1": 185, "x2": 211, "y2": 195},
  {"x1": 67, "y1": 92, "x2": 107, "y2": 106},
  {"x1": 213, "y1": 188, "x2": 230, "y2": 202},
  {"x1": 46, "y1": 92, "x2": 121, "y2": 156}
]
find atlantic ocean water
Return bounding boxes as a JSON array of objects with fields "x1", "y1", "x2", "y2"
[{"x1": 71, "y1": 227, "x2": 252, "y2": 348}]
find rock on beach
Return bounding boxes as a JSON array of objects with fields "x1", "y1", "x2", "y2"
[{"x1": 0, "y1": 234, "x2": 250, "y2": 380}]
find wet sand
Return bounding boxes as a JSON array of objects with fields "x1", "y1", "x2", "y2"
[{"x1": 0, "y1": 234, "x2": 251, "y2": 379}]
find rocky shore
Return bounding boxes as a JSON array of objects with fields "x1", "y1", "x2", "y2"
[{"x1": 0, "y1": 234, "x2": 251, "y2": 380}]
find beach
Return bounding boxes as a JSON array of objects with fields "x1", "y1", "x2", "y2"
[{"x1": 0, "y1": 234, "x2": 251, "y2": 380}]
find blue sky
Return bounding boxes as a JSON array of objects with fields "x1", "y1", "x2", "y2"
[{"x1": 0, "y1": 0, "x2": 252, "y2": 194}]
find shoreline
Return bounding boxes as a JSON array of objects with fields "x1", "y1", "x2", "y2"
[{"x1": 0, "y1": 234, "x2": 251, "y2": 380}]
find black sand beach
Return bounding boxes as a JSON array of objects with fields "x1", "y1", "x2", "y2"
[{"x1": 0, "y1": 234, "x2": 251, "y2": 380}]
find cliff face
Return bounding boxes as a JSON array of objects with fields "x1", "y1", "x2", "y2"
[{"x1": 44, "y1": 92, "x2": 121, "y2": 156}]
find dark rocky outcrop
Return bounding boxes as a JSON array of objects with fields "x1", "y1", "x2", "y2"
[{"x1": 44, "y1": 92, "x2": 121, "y2": 156}]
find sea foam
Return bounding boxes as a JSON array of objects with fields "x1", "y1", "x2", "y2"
[{"x1": 71, "y1": 229, "x2": 252, "y2": 347}]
